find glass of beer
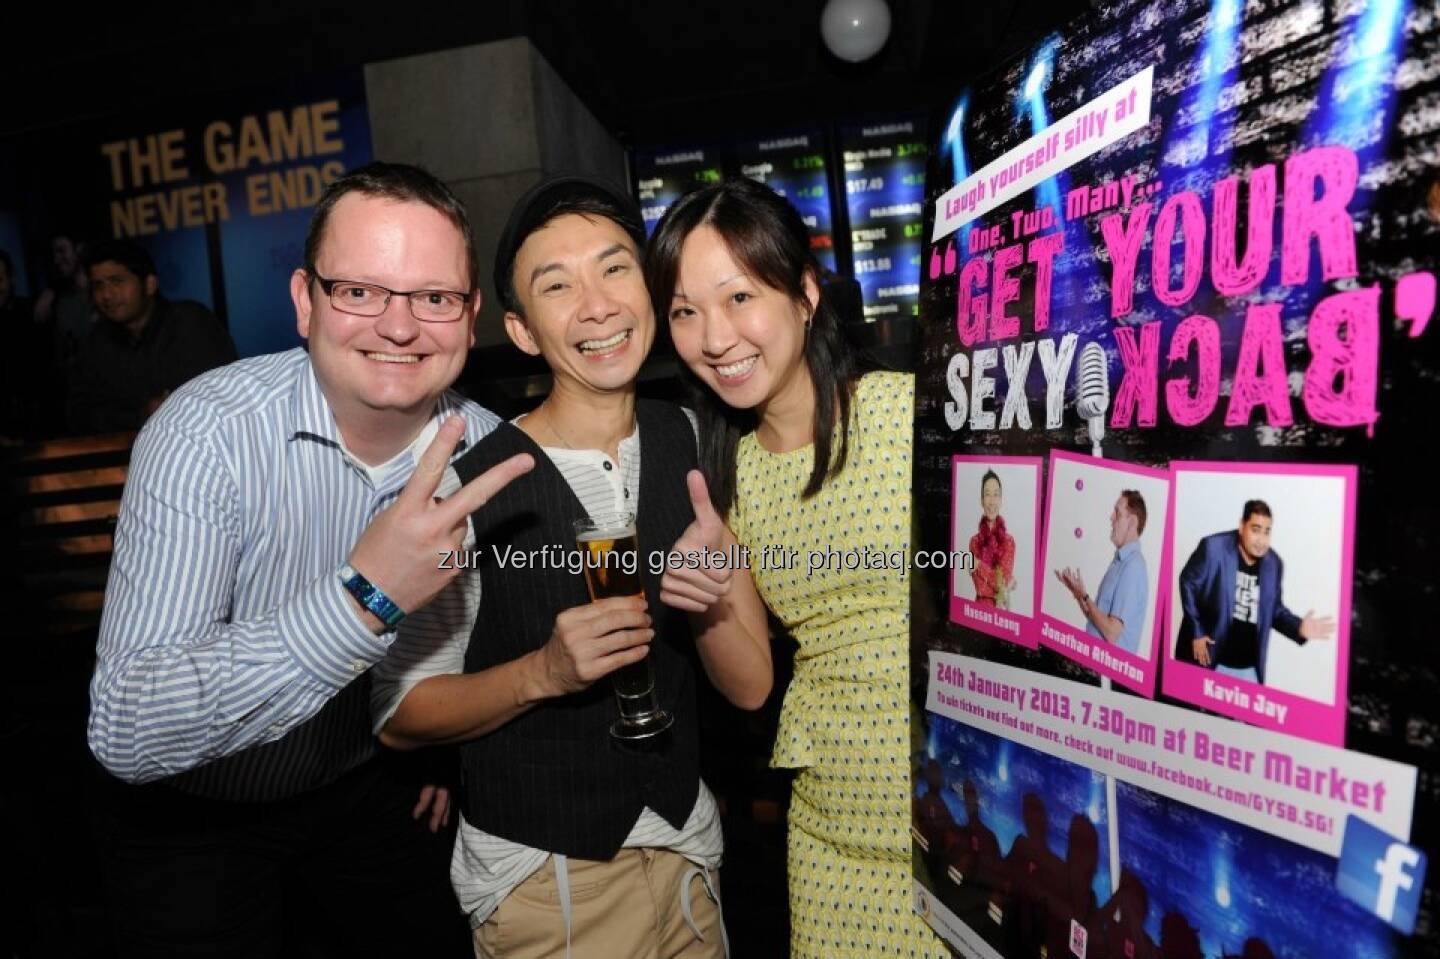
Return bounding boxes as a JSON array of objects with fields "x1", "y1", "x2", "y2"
[{"x1": 573, "y1": 511, "x2": 673, "y2": 740}]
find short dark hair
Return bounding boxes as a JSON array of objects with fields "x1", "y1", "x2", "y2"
[
  {"x1": 1241, "y1": 499, "x2": 1272, "y2": 524},
  {"x1": 492, "y1": 177, "x2": 646, "y2": 318},
  {"x1": 83, "y1": 238, "x2": 156, "y2": 279},
  {"x1": 500, "y1": 192, "x2": 644, "y2": 316},
  {"x1": 981, "y1": 469, "x2": 1002, "y2": 496},
  {"x1": 647, "y1": 177, "x2": 871, "y2": 514},
  {"x1": 1120, "y1": 489, "x2": 1148, "y2": 536},
  {"x1": 303, "y1": 162, "x2": 477, "y2": 291}
]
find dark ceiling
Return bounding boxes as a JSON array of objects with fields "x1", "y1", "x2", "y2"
[{"x1": 3, "y1": 0, "x2": 1091, "y2": 144}]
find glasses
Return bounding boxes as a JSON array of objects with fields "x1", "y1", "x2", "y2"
[{"x1": 312, "y1": 273, "x2": 473, "y2": 323}]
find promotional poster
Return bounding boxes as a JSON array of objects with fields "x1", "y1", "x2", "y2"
[
  {"x1": 3, "y1": 71, "x2": 372, "y2": 358},
  {"x1": 910, "y1": 1, "x2": 1438, "y2": 956}
]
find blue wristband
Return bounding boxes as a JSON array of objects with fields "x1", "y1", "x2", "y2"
[{"x1": 337, "y1": 563, "x2": 406, "y2": 629}]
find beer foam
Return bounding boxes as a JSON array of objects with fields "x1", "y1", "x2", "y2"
[{"x1": 577, "y1": 525, "x2": 636, "y2": 542}]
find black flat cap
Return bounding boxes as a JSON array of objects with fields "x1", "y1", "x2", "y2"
[{"x1": 492, "y1": 175, "x2": 647, "y2": 313}]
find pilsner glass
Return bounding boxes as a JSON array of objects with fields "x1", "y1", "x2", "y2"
[{"x1": 573, "y1": 511, "x2": 674, "y2": 740}]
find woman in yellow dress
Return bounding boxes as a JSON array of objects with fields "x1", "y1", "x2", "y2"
[{"x1": 646, "y1": 177, "x2": 949, "y2": 958}]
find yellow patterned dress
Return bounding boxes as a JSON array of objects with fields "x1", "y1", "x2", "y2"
[{"x1": 728, "y1": 372, "x2": 949, "y2": 958}]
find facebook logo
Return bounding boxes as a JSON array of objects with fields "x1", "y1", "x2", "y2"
[{"x1": 1336, "y1": 814, "x2": 1426, "y2": 934}]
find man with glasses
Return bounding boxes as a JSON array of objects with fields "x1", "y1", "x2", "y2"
[{"x1": 88, "y1": 162, "x2": 533, "y2": 956}]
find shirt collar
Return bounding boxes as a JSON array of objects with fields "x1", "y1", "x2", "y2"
[
  {"x1": 546, "y1": 424, "x2": 640, "y2": 460},
  {"x1": 1115, "y1": 540, "x2": 1142, "y2": 562},
  {"x1": 289, "y1": 354, "x2": 342, "y2": 446},
  {"x1": 512, "y1": 413, "x2": 639, "y2": 456},
  {"x1": 350, "y1": 416, "x2": 440, "y2": 493}
]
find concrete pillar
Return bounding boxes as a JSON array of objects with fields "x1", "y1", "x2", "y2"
[{"x1": 365, "y1": 38, "x2": 626, "y2": 346}]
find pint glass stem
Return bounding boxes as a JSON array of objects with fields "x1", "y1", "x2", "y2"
[{"x1": 573, "y1": 513, "x2": 673, "y2": 740}]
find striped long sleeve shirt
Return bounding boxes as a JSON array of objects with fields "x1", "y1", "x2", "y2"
[{"x1": 88, "y1": 348, "x2": 499, "y2": 789}]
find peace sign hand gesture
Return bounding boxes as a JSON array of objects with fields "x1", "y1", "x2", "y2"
[{"x1": 347, "y1": 417, "x2": 533, "y2": 630}]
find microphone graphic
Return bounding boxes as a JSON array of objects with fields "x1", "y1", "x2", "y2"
[{"x1": 1075, "y1": 342, "x2": 1110, "y2": 457}]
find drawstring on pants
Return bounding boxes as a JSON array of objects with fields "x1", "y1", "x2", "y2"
[
  {"x1": 680, "y1": 864, "x2": 730, "y2": 958},
  {"x1": 551, "y1": 852, "x2": 728, "y2": 958},
  {"x1": 555, "y1": 854, "x2": 574, "y2": 959}
]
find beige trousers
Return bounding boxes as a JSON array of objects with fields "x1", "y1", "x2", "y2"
[{"x1": 472, "y1": 848, "x2": 726, "y2": 959}]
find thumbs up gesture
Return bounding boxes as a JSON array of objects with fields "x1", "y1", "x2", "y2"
[{"x1": 660, "y1": 470, "x2": 736, "y2": 613}]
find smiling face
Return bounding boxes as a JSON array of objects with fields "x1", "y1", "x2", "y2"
[
  {"x1": 291, "y1": 192, "x2": 475, "y2": 424},
  {"x1": 666, "y1": 225, "x2": 817, "y2": 417},
  {"x1": 981, "y1": 476, "x2": 1003, "y2": 521},
  {"x1": 90, "y1": 260, "x2": 158, "y2": 328},
  {"x1": 503, "y1": 213, "x2": 652, "y2": 396},
  {"x1": 52, "y1": 236, "x2": 78, "y2": 279},
  {"x1": 1238, "y1": 511, "x2": 1272, "y2": 563}
]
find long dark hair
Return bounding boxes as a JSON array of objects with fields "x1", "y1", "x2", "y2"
[{"x1": 645, "y1": 177, "x2": 865, "y2": 516}]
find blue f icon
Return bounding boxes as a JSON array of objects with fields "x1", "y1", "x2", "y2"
[{"x1": 1337, "y1": 815, "x2": 1427, "y2": 935}]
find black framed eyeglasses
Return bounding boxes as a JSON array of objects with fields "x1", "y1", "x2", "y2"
[{"x1": 311, "y1": 273, "x2": 473, "y2": 323}]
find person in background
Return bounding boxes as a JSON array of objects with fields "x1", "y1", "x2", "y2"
[
  {"x1": 66, "y1": 238, "x2": 237, "y2": 432},
  {"x1": 34, "y1": 233, "x2": 92, "y2": 367},
  {"x1": 87, "y1": 162, "x2": 534, "y2": 957},
  {"x1": 647, "y1": 177, "x2": 949, "y2": 958},
  {"x1": 0, "y1": 248, "x2": 51, "y2": 440}
]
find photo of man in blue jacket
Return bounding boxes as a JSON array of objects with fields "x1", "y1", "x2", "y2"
[{"x1": 1173, "y1": 500, "x2": 1335, "y2": 684}]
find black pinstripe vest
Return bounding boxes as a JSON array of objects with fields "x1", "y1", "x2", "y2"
[{"x1": 453, "y1": 400, "x2": 701, "y2": 860}]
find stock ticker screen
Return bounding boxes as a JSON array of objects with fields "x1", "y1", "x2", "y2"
[
  {"x1": 731, "y1": 130, "x2": 838, "y2": 273},
  {"x1": 631, "y1": 117, "x2": 927, "y2": 315},
  {"x1": 634, "y1": 146, "x2": 724, "y2": 237},
  {"x1": 839, "y1": 118, "x2": 927, "y2": 321}
]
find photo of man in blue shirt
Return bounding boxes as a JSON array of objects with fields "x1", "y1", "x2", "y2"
[{"x1": 1054, "y1": 490, "x2": 1150, "y2": 655}]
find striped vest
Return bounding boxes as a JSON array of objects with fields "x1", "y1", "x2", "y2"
[{"x1": 453, "y1": 401, "x2": 701, "y2": 860}]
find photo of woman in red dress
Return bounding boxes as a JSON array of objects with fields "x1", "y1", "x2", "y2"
[{"x1": 970, "y1": 470, "x2": 1017, "y2": 609}]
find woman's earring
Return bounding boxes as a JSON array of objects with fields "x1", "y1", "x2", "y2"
[{"x1": 804, "y1": 315, "x2": 813, "y2": 333}]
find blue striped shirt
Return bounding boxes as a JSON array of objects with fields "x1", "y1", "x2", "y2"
[{"x1": 88, "y1": 347, "x2": 500, "y2": 790}]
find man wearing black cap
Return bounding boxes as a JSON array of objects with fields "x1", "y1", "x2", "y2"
[{"x1": 373, "y1": 177, "x2": 772, "y2": 956}]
